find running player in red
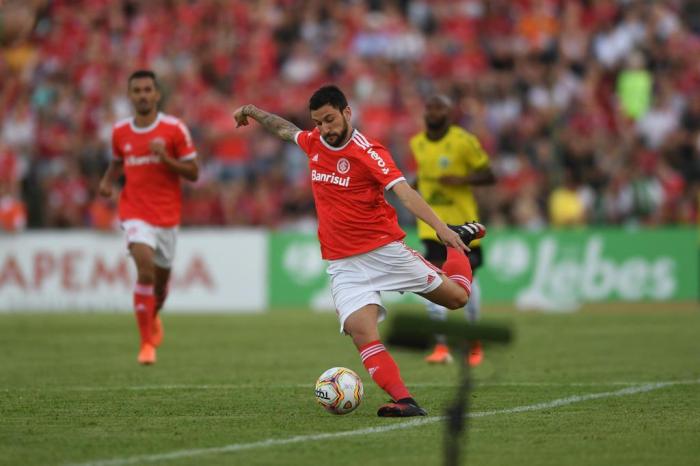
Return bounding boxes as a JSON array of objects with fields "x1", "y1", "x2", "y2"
[
  {"x1": 99, "y1": 70, "x2": 199, "y2": 365},
  {"x1": 233, "y1": 85, "x2": 485, "y2": 417}
]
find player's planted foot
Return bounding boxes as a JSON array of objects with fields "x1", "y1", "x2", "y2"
[
  {"x1": 467, "y1": 340, "x2": 483, "y2": 367},
  {"x1": 152, "y1": 316, "x2": 164, "y2": 348},
  {"x1": 424, "y1": 343, "x2": 453, "y2": 364},
  {"x1": 377, "y1": 398, "x2": 428, "y2": 417},
  {"x1": 137, "y1": 343, "x2": 156, "y2": 365},
  {"x1": 447, "y1": 221, "x2": 486, "y2": 245}
]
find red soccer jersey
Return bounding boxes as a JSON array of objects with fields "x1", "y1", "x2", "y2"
[
  {"x1": 111, "y1": 113, "x2": 197, "y2": 227},
  {"x1": 295, "y1": 128, "x2": 407, "y2": 260}
]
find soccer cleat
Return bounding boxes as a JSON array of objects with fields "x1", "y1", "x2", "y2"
[
  {"x1": 424, "y1": 343, "x2": 454, "y2": 364},
  {"x1": 377, "y1": 400, "x2": 428, "y2": 417},
  {"x1": 467, "y1": 340, "x2": 483, "y2": 367},
  {"x1": 151, "y1": 315, "x2": 164, "y2": 348},
  {"x1": 447, "y1": 221, "x2": 486, "y2": 245},
  {"x1": 137, "y1": 343, "x2": 156, "y2": 365}
]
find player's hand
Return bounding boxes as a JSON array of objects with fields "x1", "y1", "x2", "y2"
[
  {"x1": 98, "y1": 179, "x2": 112, "y2": 198},
  {"x1": 233, "y1": 105, "x2": 251, "y2": 127},
  {"x1": 435, "y1": 224, "x2": 470, "y2": 253}
]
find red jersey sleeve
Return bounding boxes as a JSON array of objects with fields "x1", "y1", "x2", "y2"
[
  {"x1": 361, "y1": 144, "x2": 406, "y2": 190},
  {"x1": 111, "y1": 129, "x2": 123, "y2": 161},
  {"x1": 173, "y1": 121, "x2": 197, "y2": 160},
  {"x1": 294, "y1": 130, "x2": 313, "y2": 155}
]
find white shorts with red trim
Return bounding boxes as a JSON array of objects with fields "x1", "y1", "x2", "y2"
[
  {"x1": 326, "y1": 241, "x2": 443, "y2": 333},
  {"x1": 121, "y1": 219, "x2": 178, "y2": 268}
]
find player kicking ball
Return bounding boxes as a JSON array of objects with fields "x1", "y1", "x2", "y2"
[
  {"x1": 233, "y1": 85, "x2": 485, "y2": 417},
  {"x1": 99, "y1": 70, "x2": 199, "y2": 365}
]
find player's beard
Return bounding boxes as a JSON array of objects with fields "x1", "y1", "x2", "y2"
[
  {"x1": 324, "y1": 119, "x2": 350, "y2": 147},
  {"x1": 135, "y1": 99, "x2": 155, "y2": 116},
  {"x1": 425, "y1": 115, "x2": 448, "y2": 132}
]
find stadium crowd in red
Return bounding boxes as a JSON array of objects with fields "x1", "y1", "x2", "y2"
[{"x1": 1, "y1": 0, "x2": 699, "y2": 232}]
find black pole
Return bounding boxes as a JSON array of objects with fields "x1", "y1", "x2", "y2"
[
  {"x1": 444, "y1": 341, "x2": 471, "y2": 466},
  {"x1": 384, "y1": 315, "x2": 513, "y2": 466}
]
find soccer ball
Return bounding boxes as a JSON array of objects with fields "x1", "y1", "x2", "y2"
[{"x1": 314, "y1": 367, "x2": 364, "y2": 415}]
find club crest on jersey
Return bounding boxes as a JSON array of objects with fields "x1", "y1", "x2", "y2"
[{"x1": 336, "y1": 158, "x2": 350, "y2": 174}]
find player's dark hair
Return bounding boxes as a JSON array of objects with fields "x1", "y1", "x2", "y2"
[
  {"x1": 128, "y1": 70, "x2": 158, "y2": 88},
  {"x1": 309, "y1": 85, "x2": 348, "y2": 111}
]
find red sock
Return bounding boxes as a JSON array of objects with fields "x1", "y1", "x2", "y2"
[
  {"x1": 134, "y1": 283, "x2": 155, "y2": 346},
  {"x1": 359, "y1": 340, "x2": 411, "y2": 401},
  {"x1": 442, "y1": 247, "x2": 473, "y2": 295}
]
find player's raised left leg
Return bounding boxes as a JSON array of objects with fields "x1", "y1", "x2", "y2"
[
  {"x1": 421, "y1": 221, "x2": 486, "y2": 309},
  {"x1": 420, "y1": 250, "x2": 471, "y2": 310},
  {"x1": 344, "y1": 304, "x2": 427, "y2": 417}
]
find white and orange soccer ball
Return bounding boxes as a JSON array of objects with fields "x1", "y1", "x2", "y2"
[{"x1": 314, "y1": 367, "x2": 364, "y2": 415}]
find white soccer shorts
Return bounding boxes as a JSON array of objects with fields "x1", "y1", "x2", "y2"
[
  {"x1": 121, "y1": 219, "x2": 178, "y2": 268},
  {"x1": 327, "y1": 241, "x2": 443, "y2": 333}
]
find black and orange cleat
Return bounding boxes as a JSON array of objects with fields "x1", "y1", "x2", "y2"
[
  {"x1": 447, "y1": 221, "x2": 486, "y2": 245},
  {"x1": 377, "y1": 398, "x2": 428, "y2": 417}
]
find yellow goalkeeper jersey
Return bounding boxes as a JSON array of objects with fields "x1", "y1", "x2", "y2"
[{"x1": 410, "y1": 125, "x2": 490, "y2": 245}]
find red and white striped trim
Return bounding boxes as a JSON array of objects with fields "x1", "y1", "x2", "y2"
[
  {"x1": 400, "y1": 242, "x2": 443, "y2": 274},
  {"x1": 352, "y1": 131, "x2": 372, "y2": 148},
  {"x1": 134, "y1": 283, "x2": 155, "y2": 295},
  {"x1": 449, "y1": 274, "x2": 472, "y2": 294},
  {"x1": 360, "y1": 343, "x2": 386, "y2": 362}
]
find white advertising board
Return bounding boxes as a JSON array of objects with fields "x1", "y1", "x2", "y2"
[{"x1": 0, "y1": 229, "x2": 267, "y2": 312}]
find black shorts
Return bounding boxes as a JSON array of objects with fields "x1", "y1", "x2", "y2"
[{"x1": 422, "y1": 239, "x2": 483, "y2": 271}]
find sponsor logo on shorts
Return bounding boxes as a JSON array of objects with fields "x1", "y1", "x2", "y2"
[{"x1": 427, "y1": 274, "x2": 436, "y2": 285}]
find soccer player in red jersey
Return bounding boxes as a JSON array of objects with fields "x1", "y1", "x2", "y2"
[
  {"x1": 99, "y1": 70, "x2": 199, "y2": 365},
  {"x1": 233, "y1": 86, "x2": 485, "y2": 417}
]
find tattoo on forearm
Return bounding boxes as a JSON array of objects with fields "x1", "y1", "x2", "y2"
[{"x1": 245, "y1": 105, "x2": 300, "y2": 142}]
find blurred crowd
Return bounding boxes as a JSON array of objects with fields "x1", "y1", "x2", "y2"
[{"x1": 2, "y1": 0, "x2": 700, "y2": 232}]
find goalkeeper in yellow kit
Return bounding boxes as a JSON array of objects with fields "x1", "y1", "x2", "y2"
[{"x1": 409, "y1": 95, "x2": 496, "y2": 366}]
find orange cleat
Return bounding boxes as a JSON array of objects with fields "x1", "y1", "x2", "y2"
[
  {"x1": 425, "y1": 343, "x2": 453, "y2": 364},
  {"x1": 467, "y1": 340, "x2": 483, "y2": 367},
  {"x1": 137, "y1": 343, "x2": 156, "y2": 365},
  {"x1": 151, "y1": 316, "x2": 164, "y2": 348}
]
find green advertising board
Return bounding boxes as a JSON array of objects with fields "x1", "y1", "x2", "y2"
[{"x1": 268, "y1": 228, "x2": 698, "y2": 310}]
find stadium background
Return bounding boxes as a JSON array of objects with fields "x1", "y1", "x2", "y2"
[
  {"x1": 1, "y1": 2, "x2": 699, "y2": 466},
  {"x1": 1, "y1": 0, "x2": 698, "y2": 312}
]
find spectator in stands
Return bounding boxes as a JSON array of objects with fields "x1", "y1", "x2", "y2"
[{"x1": 0, "y1": 0, "x2": 698, "y2": 229}]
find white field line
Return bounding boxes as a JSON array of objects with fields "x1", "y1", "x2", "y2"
[
  {"x1": 2, "y1": 380, "x2": 687, "y2": 393},
  {"x1": 65, "y1": 379, "x2": 699, "y2": 466}
]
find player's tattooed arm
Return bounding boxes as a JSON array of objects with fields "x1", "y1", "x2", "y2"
[{"x1": 233, "y1": 105, "x2": 301, "y2": 142}]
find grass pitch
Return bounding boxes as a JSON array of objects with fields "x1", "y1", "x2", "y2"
[{"x1": 0, "y1": 303, "x2": 699, "y2": 466}]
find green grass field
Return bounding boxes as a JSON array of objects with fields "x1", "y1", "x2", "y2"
[{"x1": 1, "y1": 303, "x2": 699, "y2": 466}]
